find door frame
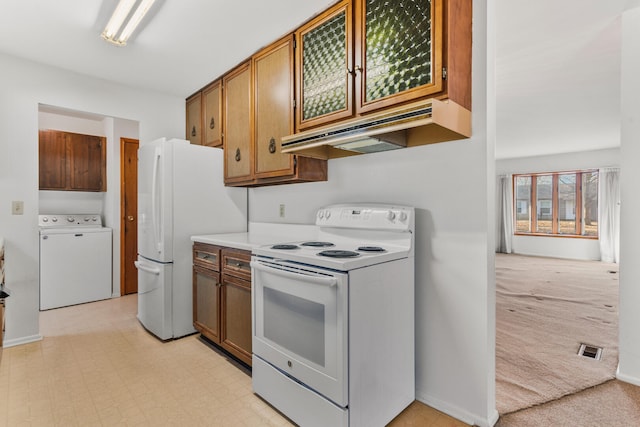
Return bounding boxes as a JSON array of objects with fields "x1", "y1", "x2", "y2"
[{"x1": 120, "y1": 137, "x2": 139, "y2": 295}]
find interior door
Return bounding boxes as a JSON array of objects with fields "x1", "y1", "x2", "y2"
[{"x1": 121, "y1": 138, "x2": 139, "y2": 295}]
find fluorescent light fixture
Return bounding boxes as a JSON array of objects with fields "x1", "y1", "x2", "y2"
[{"x1": 101, "y1": 0, "x2": 156, "y2": 46}]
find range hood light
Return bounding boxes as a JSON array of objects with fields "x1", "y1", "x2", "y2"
[{"x1": 333, "y1": 136, "x2": 406, "y2": 154}]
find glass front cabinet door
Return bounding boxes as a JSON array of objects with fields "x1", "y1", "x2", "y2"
[
  {"x1": 356, "y1": 0, "x2": 443, "y2": 114},
  {"x1": 296, "y1": 0, "x2": 353, "y2": 131},
  {"x1": 296, "y1": 0, "x2": 445, "y2": 131}
]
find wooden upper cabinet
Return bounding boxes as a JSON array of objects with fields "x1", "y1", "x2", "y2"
[
  {"x1": 223, "y1": 62, "x2": 254, "y2": 184},
  {"x1": 69, "y1": 133, "x2": 106, "y2": 191},
  {"x1": 39, "y1": 130, "x2": 106, "y2": 192},
  {"x1": 186, "y1": 92, "x2": 202, "y2": 145},
  {"x1": 355, "y1": 0, "x2": 444, "y2": 114},
  {"x1": 202, "y1": 80, "x2": 222, "y2": 148},
  {"x1": 39, "y1": 130, "x2": 67, "y2": 190},
  {"x1": 295, "y1": 0, "x2": 471, "y2": 130},
  {"x1": 296, "y1": 0, "x2": 353, "y2": 131},
  {"x1": 254, "y1": 35, "x2": 296, "y2": 179}
]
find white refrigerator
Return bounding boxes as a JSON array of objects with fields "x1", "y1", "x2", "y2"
[{"x1": 135, "y1": 138, "x2": 247, "y2": 340}]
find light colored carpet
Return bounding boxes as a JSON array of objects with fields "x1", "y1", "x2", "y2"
[
  {"x1": 496, "y1": 379, "x2": 640, "y2": 427},
  {"x1": 495, "y1": 253, "x2": 619, "y2": 415}
]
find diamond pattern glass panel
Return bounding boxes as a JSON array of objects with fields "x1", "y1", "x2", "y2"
[
  {"x1": 302, "y1": 11, "x2": 347, "y2": 121},
  {"x1": 365, "y1": 0, "x2": 432, "y2": 102}
]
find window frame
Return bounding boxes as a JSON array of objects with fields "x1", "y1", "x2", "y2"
[{"x1": 512, "y1": 170, "x2": 598, "y2": 239}]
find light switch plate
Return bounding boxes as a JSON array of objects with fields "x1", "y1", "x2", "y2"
[{"x1": 12, "y1": 200, "x2": 24, "y2": 215}]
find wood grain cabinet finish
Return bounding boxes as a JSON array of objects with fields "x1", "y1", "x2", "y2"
[
  {"x1": 192, "y1": 243, "x2": 222, "y2": 341},
  {"x1": 295, "y1": 0, "x2": 353, "y2": 131},
  {"x1": 295, "y1": 0, "x2": 471, "y2": 130},
  {"x1": 185, "y1": 92, "x2": 202, "y2": 145},
  {"x1": 186, "y1": 82, "x2": 222, "y2": 148},
  {"x1": 223, "y1": 61, "x2": 254, "y2": 185},
  {"x1": 39, "y1": 130, "x2": 106, "y2": 192},
  {"x1": 202, "y1": 80, "x2": 222, "y2": 147},
  {"x1": 253, "y1": 35, "x2": 328, "y2": 185},
  {"x1": 220, "y1": 248, "x2": 252, "y2": 366},
  {"x1": 192, "y1": 244, "x2": 253, "y2": 366}
]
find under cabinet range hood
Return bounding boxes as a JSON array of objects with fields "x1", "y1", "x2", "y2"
[{"x1": 281, "y1": 98, "x2": 471, "y2": 159}]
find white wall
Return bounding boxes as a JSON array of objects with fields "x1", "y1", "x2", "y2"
[
  {"x1": 249, "y1": 1, "x2": 497, "y2": 424},
  {"x1": 0, "y1": 52, "x2": 183, "y2": 346},
  {"x1": 618, "y1": 4, "x2": 640, "y2": 386},
  {"x1": 496, "y1": 147, "x2": 620, "y2": 260}
]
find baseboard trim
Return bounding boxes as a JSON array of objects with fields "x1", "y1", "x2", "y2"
[
  {"x1": 416, "y1": 392, "x2": 499, "y2": 427},
  {"x1": 616, "y1": 367, "x2": 640, "y2": 387},
  {"x1": 3, "y1": 334, "x2": 43, "y2": 348}
]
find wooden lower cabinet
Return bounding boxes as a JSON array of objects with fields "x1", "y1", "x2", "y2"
[
  {"x1": 221, "y1": 274, "x2": 252, "y2": 365},
  {"x1": 193, "y1": 265, "x2": 221, "y2": 342},
  {"x1": 193, "y1": 243, "x2": 252, "y2": 367}
]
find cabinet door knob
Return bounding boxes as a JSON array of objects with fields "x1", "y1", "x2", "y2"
[
  {"x1": 191, "y1": 125, "x2": 197, "y2": 137},
  {"x1": 127, "y1": 215, "x2": 134, "y2": 221},
  {"x1": 268, "y1": 137, "x2": 276, "y2": 154},
  {"x1": 209, "y1": 117, "x2": 215, "y2": 129},
  {"x1": 235, "y1": 148, "x2": 241, "y2": 162}
]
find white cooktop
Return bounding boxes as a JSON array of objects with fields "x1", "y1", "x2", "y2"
[{"x1": 252, "y1": 204, "x2": 414, "y2": 271}]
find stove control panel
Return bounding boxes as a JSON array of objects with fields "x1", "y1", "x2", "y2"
[
  {"x1": 39, "y1": 214, "x2": 103, "y2": 228},
  {"x1": 316, "y1": 204, "x2": 413, "y2": 231}
]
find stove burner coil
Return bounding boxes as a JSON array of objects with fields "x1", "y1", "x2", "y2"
[
  {"x1": 318, "y1": 250, "x2": 360, "y2": 258},
  {"x1": 357, "y1": 246, "x2": 386, "y2": 253},
  {"x1": 301, "y1": 241, "x2": 335, "y2": 247},
  {"x1": 271, "y1": 244, "x2": 299, "y2": 250}
]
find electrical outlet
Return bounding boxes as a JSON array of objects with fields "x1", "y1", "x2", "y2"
[
  {"x1": 279, "y1": 204, "x2": 285, "y2": 218},
  {"x1": 12, "y1": 200, "x2": 24, "y2": 215}
]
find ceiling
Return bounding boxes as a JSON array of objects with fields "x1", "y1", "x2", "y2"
[{"x1": 0, "y1": 0, "x2": 635, "y2": 159}]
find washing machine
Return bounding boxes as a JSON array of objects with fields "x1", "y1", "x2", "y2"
[{"x1": 39, "y1": 214, "x2": 112, "y2": 310}]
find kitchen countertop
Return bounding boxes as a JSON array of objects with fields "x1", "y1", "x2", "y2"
[{"x1": 191, "y1": 222, "x2": 317, "y2": 252}]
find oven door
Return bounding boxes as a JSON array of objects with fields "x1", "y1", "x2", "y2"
[{"x1": 251, "y1": 257, "x2": 348, "y2": 407}]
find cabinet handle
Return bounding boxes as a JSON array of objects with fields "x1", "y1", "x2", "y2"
[
  {"x1": 235, "y1": 148, "x2": 241, "y2": 162},
  {"x1": 268, "y1": 137, "x2": 276, "y2": 154},
  {"x1": 347, "y1": 66, "x2": 363, "y2": 76},
  {"x1": 191, "y1": 125, "x2": 197, "y2": 137},
  {"x1": 209, "y1": 117, "x2": 215, "y2": 129}
]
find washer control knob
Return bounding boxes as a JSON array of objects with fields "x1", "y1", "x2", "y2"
[
  {"x1": 325, "y1": 210, "x2": 331, "y2": 219},
  {"x1": 92, "y1": 217, "x2": 98, "y2": 221},
  {"x1": 67, "y1": 216, "x2": 74, "y2": 223},
  {"x1": 51, "y1": 217, "x2": 58, "y2": 222},
  {"x1": 399, "y1": 212, "x2": 408, "y2": 222},
  {"x1": 318, "y1": 210, "x2": 324, "y2": 219},
  {"x1": 387, "y1": 210, "x2": 396, "y2": 221},
  {"x1": 84, "y1": 217, "x2": 90, "y2": 222},
  {"x1": 42, "y1": 217, "x2": 48, "y2": 222}
]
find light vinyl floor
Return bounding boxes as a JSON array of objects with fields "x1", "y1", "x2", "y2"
[{"x1": 0, "y1": 295, "x2": 468, "y2": 427}]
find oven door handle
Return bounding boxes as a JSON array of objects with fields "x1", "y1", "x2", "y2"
[{"x1": 251, "y1": 261, "x2": 338, "y2": 287}]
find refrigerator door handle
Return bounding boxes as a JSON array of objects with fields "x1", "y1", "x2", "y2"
[
  {"x1": 134, "y1": 260, "x2": 161, "y2": 275},
  {"x1": 151, "y1": 147, "x2": 163, "y2": 254}
]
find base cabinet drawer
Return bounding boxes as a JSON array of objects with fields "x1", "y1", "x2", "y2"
[{"x1": 193, "y1": 243, "x2": 252, "y2": 367}]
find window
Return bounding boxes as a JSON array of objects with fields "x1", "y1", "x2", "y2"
[{"x1": 513, "y1": 170, "x2": 598, "y2": 238}]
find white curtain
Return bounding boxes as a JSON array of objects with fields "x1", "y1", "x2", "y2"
[
  {"x1": 598, "y1": 168, "x2": 620, "y2": 263},
  {"x1": 496, "y1": 174, "x2": 513, "y2": 253}
]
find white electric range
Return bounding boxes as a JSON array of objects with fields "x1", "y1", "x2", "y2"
[{"x1": 251, "y1": 204, "x2": 415, "y2": 427}]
